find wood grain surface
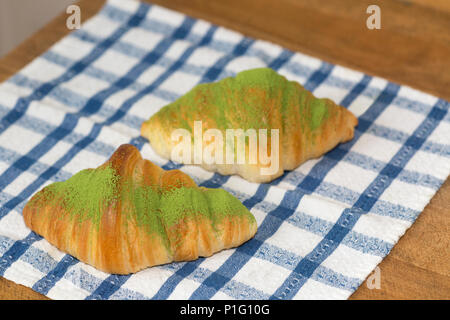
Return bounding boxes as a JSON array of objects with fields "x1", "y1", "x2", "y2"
[{"x1": 0, "y1": 0, "x2": 448, "y2": 300}]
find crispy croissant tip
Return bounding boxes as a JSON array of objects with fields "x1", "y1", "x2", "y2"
[
  {"x1": 107, "y1": 144, "x2": 142, "y2": 174},
  {"x1": 109, "y1": 143, "x2": 141, "y2": 162},
  {"x1": 344, "y1": 108, "x2": 358, "y2": 141}
]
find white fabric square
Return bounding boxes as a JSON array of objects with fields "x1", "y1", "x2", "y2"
[
  {"x1": 131, "y1": 94, "x2": 168, "y2": 119},
  {"x1": 276, "y1": 180, "x2": 298, "y2": 191},
  {"x1": 107, "y1": 121, "x2": 140, "y2": 139},
  {"x1": 27, "y1": 101, "x2": 65, "y2": 127},
  {"x1": 293, "y1": 53, "x2": 322, "y2": 72},
  {"x1": 164, "y1": 40, "x2": 192, "y2": 61},
  {"x1": 233, "y1": 257, "x2": 290, "y2": 294},
  {"x1": 187, "y1": 47, "x2": 225, "y2": 66},
  {"x1": 348, "y1": 93, "x2": 375, "y2": 116},
  {"x1": 82, "y1": 14, "x2": 120, "y2": 41},
  {"x1": 62, "y1": 148, "x2": 106, "y2": 175},
  {"x1": 266, "y1": 220, "x2": 323, "y2": 258},
  {"x1": 0, "y1": 211, "x2": 30, "y2": 240},
  {"x1": 3, "y1": 171, "x2": 37, "y2": 197},
  {"x1": 37, "y1": 95, "x2": 76, "y2": 116},
  {"x1": 159, "y1": 71, "x2": 200, "y2": 96},
  {"x1": 0, "y1": 80, "x2": 33, "y2": 99},
  {"x1": 292, "y1": 157, "x2": 322, "y2": 177},
  {"x1": 325, "y1": 161, "x2": 378, "y2": 194},
  {"x1": 298, "y1": 194, "x2": 347, "y2": 224},
  {"x1": 190, "y1": 20, "x2": 212, "y2": 38},
  {"x1": 136, "y1": 64, "x2": 166, "y2": 85},
  {"x1": 71, "y1": 116, "x2": 97, "y2": 138},
  {"x1": 0, "y1": 90, "x2": 20, "y2": 110},
  {"x1": 200, "y1": 249, "x2": 235, "y2": 272},
  {"x1": 104, "y1": 88, "x2": 137, "y2": 108},
  {"x1": 264, "y1": 187, "x2": 286, "y2": 206},
  {"x1": 0, "y1": 126, "x2": 43, "y2": 155},
  {"x1": 252, "y1": 40, "x2": 283, "y2": 59},
  {"x1": 93, "y1": 50, "x2": 139, "y2": 76},
  {"x1": 47, "y1": 277, "x2": 90, "y2": 300},
  {"x1": 38, "y1": 140, "x2": 74, "y2": 167},
  {"x1": 321, "y1": 244, "x2": 382, "y2": 280},
  {"x1": 250, "y1": 207, "x2": 268, "y2": 228},
  {"x1": 397, "y1": 85, "x2": 438, "y2": 107},
  {"x1": 3, "y1": 259, "x2": 45, "y2": 290},
  {"x1": 213, "y1": 27, "x2": 243, "y2": 44},
  {"x1": 369, "y1": 77, "x2": 388, "y2": 91},
  {"x1": 313, "y1": 83, "x2": 349, "y2": 106},
  {"x1": 109, "y1": 0, "x2": 140, "y2": 13},
  {"x1": 331, "y1": 65, "x2": 364, "y2": 84},
  {"x1": 376, "y1": 105, "x2": 425, "y2": 134},
  {"x1": 94, "y1": 126, "x2": 131, "y2": 150},
  {"x1": 293, "y1": 278, "x2": 350, "y2": 300},
  {"x1": 52, "y1": 36, "x2": 95, "y2": 62},
  {"x1": 428, "y1": 120, "x2": 450, "y2": 146},
  {"x1": 20, "y1": 58, "x2": 67, "y2": 83},
  {"x1": 61, "y1": 73, "x2": 111, "y2": 98},
  {"x1": 379, "y1": 179, "x2": 435, "y2": 212},
  {"x1": 121, "y1": 28, "x2": 165, "y2": 52},
  {"x1": 148, "y1": 5, "x2": 185, "y2": 27},
  {"x1": 352, "y1": 133, "x2": 401, "y2": 163},
  {"x1": 226, "y1": 56, "x2": 266, "y2": 74},
  {"x1": 168, "y1": 278, "x2": 202, "y2": 299},
  {"x1": 223, "y1": 176, "x2": 260, "y2": 198},
  {"x1": 120, "y1": 267, "x2": 174, "y2": 298},
  {"x1": 82, "y1": 14, "x2": 121, "y2": 39},
  {"x1": 352, "y1": 212, "x2": 411, "y2": 244},
  {"x1": 0, "y1": 162, "x2": 9, "y2": 176},
  {"x1": 404, "y1": 149, "x2": 450, "y2": 179}
]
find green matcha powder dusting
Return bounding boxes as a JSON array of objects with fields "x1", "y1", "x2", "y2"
[
  {"x1": 154, "y1": 67, "x2": 331, "y2": 135},
  {"x1": 29, "y1": 165, "x2": 255, "y2": 250}
]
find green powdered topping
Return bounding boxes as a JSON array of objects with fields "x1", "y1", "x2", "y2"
[
  {"x1": 158, "y1": 187, "x2": 249, "y2": 228},
  {"x1": 203, "y1": 188, "x2": 249, "y2": 226},
  {"x1": 121, "y1": 182, "x2": 169, "y2": 246},
  {"x1": 159, "y1": 187, "x2": 210, "y2": 227},
  {"x1": 29, "y1": 164, "x2": 255, "y2": 251},
  {"x1": 29, "y1": 166, "x2": 120, "y2": 226},
  {"x1": 309, "y1": 98, "x2": 329, "y2": 130},
  {"x1": 150, "y1": 67, "x2": 333, "y2": 136}
]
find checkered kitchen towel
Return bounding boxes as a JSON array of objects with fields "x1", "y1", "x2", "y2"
[{"x1": 0, "y1": 0, "x2": 448, "y2": 300}]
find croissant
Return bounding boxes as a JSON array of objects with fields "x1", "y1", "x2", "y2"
[
  {"x1": 23, "y1": 144, "x2": 257, "y2": 274},
  {"x1": 141, "y1": 67, "x2": 358, "y2": 183}
]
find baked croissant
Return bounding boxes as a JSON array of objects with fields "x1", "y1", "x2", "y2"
[
  {"x1": 141, "y1": 68, "x2": 358, "y2": 183},
  {"x1": 23, "y1": 144, "x2": 257, "y2": 274}
]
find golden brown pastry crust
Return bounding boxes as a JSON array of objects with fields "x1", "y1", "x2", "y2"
[
  {"x1": 141, "y1": 69, "x2": 358, "y2": 183},
  {"x1": 23, "y1": 144, "x2": 257, "y2": 274}
]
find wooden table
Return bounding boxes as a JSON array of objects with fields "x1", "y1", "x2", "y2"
[{"x1": 0, "y1": 0, "x2": 448, "y2": 300}]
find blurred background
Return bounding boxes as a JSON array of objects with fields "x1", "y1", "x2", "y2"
[{"x1": 0, "y1": 0, "x2": 75, "y2": 57}]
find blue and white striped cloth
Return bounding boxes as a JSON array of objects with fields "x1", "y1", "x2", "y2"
[{"x1": 0, "y1": 0, "x2": 448, "y2": 300}]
